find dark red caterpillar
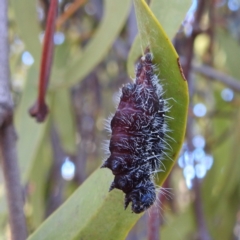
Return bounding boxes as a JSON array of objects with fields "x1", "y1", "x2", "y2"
[{"x1": 102, "y1": 52, "x2": 167, "y2": 213}]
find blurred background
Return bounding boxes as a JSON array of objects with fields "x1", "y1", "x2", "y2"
[{"x1": 1, "y1": 0, "x2": 240, "y2": 239}]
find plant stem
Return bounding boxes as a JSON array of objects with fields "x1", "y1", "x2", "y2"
[
  {"x1": 182, "y1": 1, "x2": 212, "y2": 239},
  {"x1": 29, "y1": 0, "x2": 58, "y2": 122},
  {"x1": 0, "y1": 0, "x2": 28, "y2": 239},
  {"x1": 193, "y1": 178, "x2": 211, "y2": 240},
  {"x1": 56, "y1": 0, "x2": 87, "y2": 30},
  {"x1": 193, "y1": 64, "x2": 240, "y2": 92},
  {"x1": 147, "y1": 192, "x2": 162, "y2": 240},
  {"x1": 0, "y1": 126, "x2": 28, "y2": 240}
]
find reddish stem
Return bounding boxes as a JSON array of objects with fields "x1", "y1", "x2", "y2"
[
  {"x1": 56, "y1": 0, "x2": 87, "y2": 30},
  {"x1": 29, "y1": 0, "x2": 58, "y2": 122}
]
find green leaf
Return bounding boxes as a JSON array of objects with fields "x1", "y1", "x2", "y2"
[
  {"x1": 11, "y1": 0, "x2": 41, "y2": 64},
  {"x1": 133, "y1": 0, "x2": 189, "y2": 185},
  {"x1": 15, "y1": 66, "x2": 48, "y2": 183},
  {"x1": 150, "y1": 0, "x2": 192, "y2": 40},
  {"x1": 216, "y1": 30, "x2": 240, "y2": 79},
  {"x1": 28, "y1": 134, "x2": 53, "y2": 230},
  {"x1": 52, "y1": 0, "x2": 132, "y2": 89},
  {"x1": 202, "y1": 107, "x2": 240, "y2": 239},
  {"x1": 162, "y1": 206, "x2": 196, "y2": 239},
  {"x1": 27, "y1": 169, "x2": 141, "y2": 240},
  {"x1": 193, "y1": 31, "x2": 240, "y2": 239},
  {"x1": 28, "y1": 1, "x2": 188, "y2": 239},
  {"x1": 53, "y1": 38, "x2": 72, "y2": 70},
  {"x1": 128, "y1": 0, "x2": 192, "y2": 77},
  {"x1": 52, "y1": 89, "x2": 76, "y2": 154}
]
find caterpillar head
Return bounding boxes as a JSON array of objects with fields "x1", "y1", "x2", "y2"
[{"x1": 124, "y1": 180, "x2": 156, "y2": 214}]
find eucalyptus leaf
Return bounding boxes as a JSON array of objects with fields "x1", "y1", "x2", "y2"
[
  {"x1": 11, "y1": 0, "x2": 41, "y2": 64},
  {"x1": 15, "y1": 66, "x2": 48, "y2": 184},
  {"x1": 162, "y1": 207, "x2": 195, "y2": 239},
  {"x1": 202, "y1": 105, "x2": 240, "y2": 239},
  {"x1": 128, "y1": 0, "x2": 192, "y2": 77},
  {"x1": 53, "y1": 0, "x2": 132, "y2": 89},
  {"x1": 28, "y1": 134, "x2": 53, "y2": 229},
  {"x1": 216, "y1": 30, "x2": 240, "y2": 79},
  {"x1": 52, "y1": 89, "x2": 76, "y2": 154},
  {"x1": 28, "y1": 169, "x2": 141, "y2": 240},
  {"x1": 133, "y1": 0, "x2": 189, "y2": 185}
]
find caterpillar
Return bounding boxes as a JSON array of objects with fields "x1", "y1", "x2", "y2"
[{"x1": 102, "y1": 51, "x2": 169, "y2": 214}]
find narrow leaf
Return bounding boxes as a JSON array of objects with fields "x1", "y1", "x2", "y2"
[
  {"x1": 133, "y1": 0, "x2": 189, "y2": 185},
  {"x1": 51, "y1": 0, "x2": 131, "y2": 88},
  {"x1": 15, "y1": 66, "x2": 48, "y2": 183},
  {"x1": 28, "y1": 134, "x2": 53, "y2": 229},
  {"x1": 128, "y1": 0, "x2": 192, "y2": 77},
  {"x1": 28, "y1": 169, "x2": 140, "y2": 240},
  {"x1": 52, "y1": 89, "x2": 76, "y2": 154},
  {"x1": 11, "y1": 0, "x2": 41, "y2": 64}
]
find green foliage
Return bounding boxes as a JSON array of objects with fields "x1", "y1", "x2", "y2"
[
  {"x1": 199, "y1": 30, "x2": 240, "y2": 239},
  {"x1": 162, "y1": 206, "x2": 196, "y2": 239},
  {"x1": 11, "y1": 0, "x2": 41, "y2": 63},
  {"x1": 28, "y1": 169, "x2": 140, "y2": 240},
  {"x1": 8, "y1": 0, "x2": 240, "y2": 239},
  {"x1": 53, "y1": 0, "x2": 132, "y2": 88},
  {"x1": 133, "y1": 0, "x2": 189, "y2": 185},
  {"x1": 52, "y1": 89, "x2": 76, "y2": 154},
  {"x1": 127, "y1": 0, "x2": 192, "y2": 77},
  {"x1": 28, "y1": 134, "x2": 53, "y2": 229},
  {"x1": 10, "y1": 1, "x2": 188, "y2": 239},
  {"x1": 16, "y1": 66, "x2": 48, "y2": 183}
]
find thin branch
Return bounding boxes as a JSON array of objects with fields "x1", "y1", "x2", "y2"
[
  {"x1": 207, "y1": 0, "x2": 215, "y2": 66},
  {"x1": 56, "y1": 0, "x2": 87, "y2": 30},
  {"x1": 182, "y1": 1, "x2": 212, "y2": 240},
  {"x1": 0, "y1": 126, "x2": 28, "y2": 240},
  {"x1": 193, "y1": 64, "x2": 240, "y2": 92},
  {"x1": 147, "y1": 191, "x2": 162, "y2": 240},
  {"x1": 193, "y1": 178, "x2": 211, "y2": 240},
  {"x1": 0, "y1": 0, "x2": 28, "y2": 239},
  {"x1": 182, "y1": 0, "x2": 206, "y2": 82},
  {"x1": 29, "y1": 0, "x2": 58, "y2": 122}
]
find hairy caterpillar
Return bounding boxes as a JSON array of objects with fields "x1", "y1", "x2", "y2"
[{"x1": 102, "y1": 51, "x2": 169, "y2": 214}]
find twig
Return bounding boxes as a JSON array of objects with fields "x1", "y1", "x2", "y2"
[
  {"x1": 0, "y1": 126, "x2": 28, "y2": 240},
  {"x1": 56, "y1": 0, "x2": 87, "y2": 30},
  {"x1": 147, "y1": 191, "x2": 162, "y2": 240},
  {"x1": 29, "y1": 0, "x2": 58, "y2": 122},
  {"x1": 193, "y1": 64, "x2": 240, "y2": 92},
  {"x1": 207, "y1": 0, "x2": 215, "y2": 66},
  {"x1": 45, "y1": 126, "x2": 65, "y2": 217},
  {"x1": 0, "y1": 0, "x2": 28, "y2": 239},
  {"x1": 193, "y1": 178, "x2": 211, "y2": 240},
  {"x1": 182, "y1": 0, "x2": 205, "y2": 82},
  {"x1": 72, "y1": 73, "x2": 100, "y2": 184},
  {"x1": 182, "y1": 1, "x2": 212, "y2": 239}
]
